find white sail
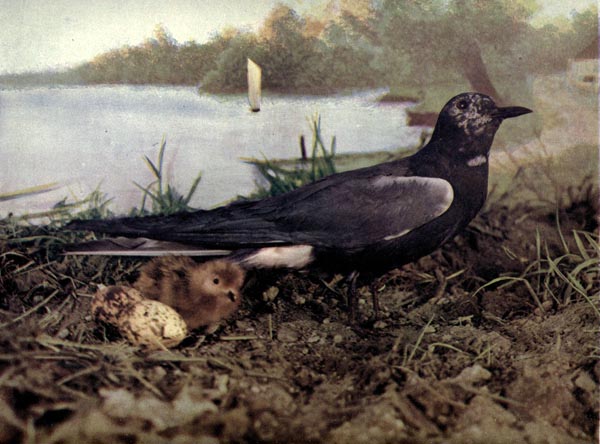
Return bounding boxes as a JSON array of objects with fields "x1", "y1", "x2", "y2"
[{"x1": 247, "y1": 58, "x2": 261, "y2": 112}]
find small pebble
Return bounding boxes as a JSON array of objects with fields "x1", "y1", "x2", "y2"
[
  {"x1": 292, "y1": 294, "x2": 306, "y2": 305},
  {"x1": 373, "y1": 321, "x2": 388, "y2": 329},
  {"x1": 452, "y1": 364, "x2": 492, "y2": 385},
  {"x1": 215, "y1": 374, "x2": 230, "y2": 395},
  {"x1": 307, "y1": 334, "x2": 320, "y2": 343},
  {"x1": 574, "y1": 372, "x2": 596, "y2": 393},
  {"x1": 424, "y1": 325, "x2": 436, "y2": 333},
  {"x1": 32, "y1": 295, "x2": 44, "y2": 304},
  {"x1": 277, "y1": 326, "x2": 299, "y2": 343},
  {"x1": 262, "y1": 286, "x2": 279, "y2": 302},
  {"x1": 148, "y1": 366, "x2": 167, "y2": 383}
]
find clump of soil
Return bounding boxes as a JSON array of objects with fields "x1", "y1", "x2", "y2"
[{"x1": 0, "y1": 182, "x2": 598, "y2": 444}]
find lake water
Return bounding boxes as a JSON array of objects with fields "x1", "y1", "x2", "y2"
[{"x1": 0, "y1": 85, "x2": 423, "y2": 217}]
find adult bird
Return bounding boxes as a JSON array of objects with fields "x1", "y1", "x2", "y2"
[{"x1": 66, "y1": 92, "x2": 531, "y2": 313}]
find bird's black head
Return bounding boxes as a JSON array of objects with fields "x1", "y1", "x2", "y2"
[
  {"x1": 430, "y1": 92, "x2": 532, "y2": 160},
  {"x1": 437, "y1": 92, "x2": 532, "y2": 137}
]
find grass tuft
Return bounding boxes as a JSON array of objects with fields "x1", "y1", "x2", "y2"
[
  {"x1": 131, "y1": 137, "x2": 203, "y2": 216},
  {"x1": 244, "y1": 114, "x2": 337, "y2": 198},
  {"x1": 472, "y1": 224, "x2": 600, "y2": 318}
]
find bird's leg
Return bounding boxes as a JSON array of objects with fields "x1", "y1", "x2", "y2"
[
  {"x1": 370, "y1": 281, "x2": 380, "y2": 319},
  {"x1": 346, "y1": 271, "x2": 360, "y2": 321},
  {"x1": 431, "y1": 268, "x2": 448, "y2": 304}
]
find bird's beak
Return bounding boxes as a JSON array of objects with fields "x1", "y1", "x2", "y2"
[{"x1": 491, "y1": 106, "x2": 533, "y2": 119}]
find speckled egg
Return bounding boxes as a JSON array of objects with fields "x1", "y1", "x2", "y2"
[
  {"x1": 119, "y1": 299, "x2": 189, "y2": 350},
  {"x1": 91, "y1": 285, "x2": 144, "y2": 324}
]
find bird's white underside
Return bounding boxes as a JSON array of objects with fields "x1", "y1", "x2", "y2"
[{"x1": 242, "y1": 245, "x2": 314, "y2": 268}]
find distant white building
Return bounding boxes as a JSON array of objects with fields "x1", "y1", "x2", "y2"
[{"x1": 567, "y1": 41, "x2": 598, "y2": 92}]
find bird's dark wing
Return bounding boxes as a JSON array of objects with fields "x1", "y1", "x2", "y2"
[
  {"x1": 67, "y1": 171, "x2": 454, "y2": 250},
  {"x1": 267, "y1": 174, "x2": 455, "y2": 249}
]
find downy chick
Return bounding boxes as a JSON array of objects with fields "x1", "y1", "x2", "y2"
[{"x1": 135, "y1": 256, "x2": 245, "y2": 331}]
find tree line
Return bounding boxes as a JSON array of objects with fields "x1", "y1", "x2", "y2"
[{"x1": 7, "y1": 1, "x2": 598, "y2": 97}]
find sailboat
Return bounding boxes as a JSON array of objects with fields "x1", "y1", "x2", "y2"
[{"x1": 247, "y1": 58, "x2": 262, "y2": 112}]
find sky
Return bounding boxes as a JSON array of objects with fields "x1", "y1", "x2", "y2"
[{"x1": 0, "y1": 0, "x2": 596, "y2": 75}]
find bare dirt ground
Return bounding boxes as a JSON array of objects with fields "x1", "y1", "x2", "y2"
[{"x1": 1, "y1": 79, "x2": 598, "y2": 444}]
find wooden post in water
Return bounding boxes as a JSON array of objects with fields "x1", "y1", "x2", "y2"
[
  {"x1": 247, "y1": 58, "x2": 261, "y2": 112},
  {"x1": 300, "y1": 135, "x2": 307, "y2": 161}
]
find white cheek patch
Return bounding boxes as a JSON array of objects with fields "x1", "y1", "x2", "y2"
[
  {"x1": 243, "y1": 245, "x2": 314, "y2": 269},
  {"x1": 472, "y1": 115, "x2": 493, "y2": 135},
  {"x1": 467, "y1": 155, "x2": 488, "y2": 167},
  {"x1": 474, "y1": 115, "x2": 492, "y2": 126},
  {"x1": 457, "y1": 118, "x2": 470, "y2": 135},
  {"x1": 458, "y1": 111, "x2": 493, "y2": 136}
]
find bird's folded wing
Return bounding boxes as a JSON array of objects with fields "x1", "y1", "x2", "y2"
[
  {"x1": 67, "y1": 174, "x2": 454, "y2": 250},
  {"x1": 270, "y1": 174, "x2": 455, "y2": 248}
]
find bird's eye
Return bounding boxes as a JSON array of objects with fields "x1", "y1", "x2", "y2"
[
  {"x1": 457, "y1": 100, "x2": 468, "y2": 110},
  {"x1": 213, "y1": 278, "x2": 220, "y2": 285}
]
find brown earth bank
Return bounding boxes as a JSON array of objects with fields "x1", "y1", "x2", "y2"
[{"x1": 0, "y1": 168, "x2": 598, "y2": 443}]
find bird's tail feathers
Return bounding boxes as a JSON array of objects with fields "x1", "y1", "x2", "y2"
[{"x1": 63, "y1": 237, "x2": 231, "y2": 257}]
